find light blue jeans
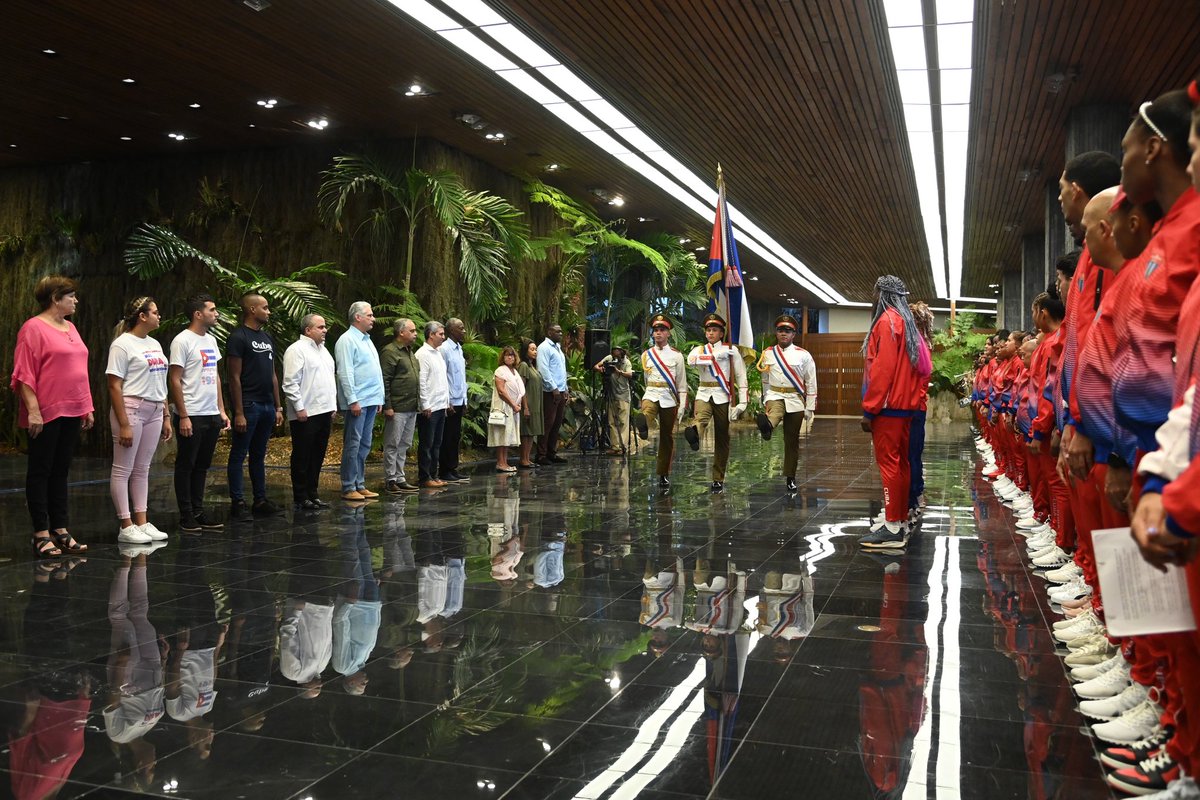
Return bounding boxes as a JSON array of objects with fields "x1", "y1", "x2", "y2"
[{"x1": 340, "y1": 406, "x2": 378, "y2": 492}]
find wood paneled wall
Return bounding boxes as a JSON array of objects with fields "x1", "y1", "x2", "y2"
[{"x1": 799, "y1": 333, "x2": 865, "y2": 417}]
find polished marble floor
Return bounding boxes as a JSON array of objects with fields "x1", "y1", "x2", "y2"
[{"x1": 0, "y1": 420, "x2": 1114, "y2": 799}]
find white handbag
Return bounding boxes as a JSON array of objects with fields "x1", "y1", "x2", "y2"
[{"x1": 488, "y1": 409, "x2": 507, "y2": 426}]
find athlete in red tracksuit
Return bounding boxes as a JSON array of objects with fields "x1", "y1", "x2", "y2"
[
  {"x1": 860, "y1": 275, "x2": 930, "y2": 548},
  {"x1": 1027, "y1": 294, "x2": 1069, "y2": 542}
]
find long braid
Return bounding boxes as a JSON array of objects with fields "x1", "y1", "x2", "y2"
[{"x1": 861, "y1": 275, "x2": 922, "y2": 367}]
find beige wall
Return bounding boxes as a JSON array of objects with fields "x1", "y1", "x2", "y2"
[{"x1": 826, "y1": 307, "x2": 873, "y2": 333}]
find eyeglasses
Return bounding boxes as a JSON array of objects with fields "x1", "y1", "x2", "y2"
[{"x1": 1138, "y1": 101, "x2": 1167, "y2": 141}]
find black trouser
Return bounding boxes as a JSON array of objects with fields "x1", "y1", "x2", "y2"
[
  {"x1": 538, "y1": 392, "x2": 568, "y2": 460},
  {"x1": 173, "y1": 414, "x2": 222, "y2": 519},
  {"x1": 417, "y1": 409, "x2": 446, "y2": 482},
  {"x1": 289, "y1": 412, "x2": 333, "y2": 502},
  {"x1": 26, "y1": 415, "x2": 82, "y2": 532},
  {"x1": 438, "y1": 404, "x2": 465, "y2": 478}
]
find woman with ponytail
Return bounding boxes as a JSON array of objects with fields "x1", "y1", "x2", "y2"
[
  {"x1": 907, "y1": 301, "x2": 935, "y2": 520},
  {"x1": 106, "y1": 297, "x2": 172, "y2": 547}
]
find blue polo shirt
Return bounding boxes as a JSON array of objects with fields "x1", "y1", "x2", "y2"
[
  {"x1": 334, "y1": 328, "x2": 384, "y2": 409},
  {"x1": 441, "y1": 337, "x2": 467, "y2": 405}
]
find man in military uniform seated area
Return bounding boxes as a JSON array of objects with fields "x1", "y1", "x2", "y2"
[
  {"x1": 634, "y1": 314, "x2": 688, "y2": 489},
  {"x1": 682, "y1": 313, "x2": 749, "y2": 493},
  {"x1": 756, "y1": 314, "x2": 818, "y2": 493}
]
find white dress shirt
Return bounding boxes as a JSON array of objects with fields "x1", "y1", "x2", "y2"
[
  {"x1": 281, "y1": 336, "x2": 337, "y2": 421},
  {"x1": 416, "y1": 342, "x2": 450, "y2": 411}
]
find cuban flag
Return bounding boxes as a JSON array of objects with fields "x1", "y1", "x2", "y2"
[{"x1": 705, "y1": 169, "x2": 754, "y2": 350}]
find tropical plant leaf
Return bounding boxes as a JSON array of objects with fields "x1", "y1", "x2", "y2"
[{"x1": 124, "y1": 223, "x2": 235, "y2": 279}]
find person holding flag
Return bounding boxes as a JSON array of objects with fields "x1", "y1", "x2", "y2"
[
  {"x1": 635, "y1": 314, "x2": 688, "y2": 489},
  {"x1": 683, "y1": 313, "x2": 748, "y2": 493},
  {"x1": 705, "y1": 167, "x2": 755, "y2": 351},
  {"x1": 755, "y1": 315, "x2": 818, "y2": 493}
]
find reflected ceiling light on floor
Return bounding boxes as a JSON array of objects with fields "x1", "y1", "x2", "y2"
[
  {"x1": 167, "y1": 132, "x2": 186, "y2": 141},
  {"x1": 189, "y1": 102, "x2": 201, "y2": 109},
  {"x1": 120, "y1": 136, "x2": 132, "y2": 141},
  {"x1": 386, "y1": 0, "x2": 847, "y2": 306},
  {"x1": 306, "y1": 118, "x2": 329, "y2": 130},
  {"x1": 883, "y1": 0, "x2": 974, "y2": 301},
  {"x1": 42, "y1": 48, "x2": 57, "y2": 55},
  {"x1": 122, "y1": 77, "x2": 136, "y2": 84}
]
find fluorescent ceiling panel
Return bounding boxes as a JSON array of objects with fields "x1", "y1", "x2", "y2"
[
  {"x1": 896, "y1": 69, "x2": 931, "y2": 104},
  {"x1": 578, "y1": 98, "x2": 639, "y2": 130},
  {"x1": 936, "y1": 23, "x2": 973, "y2": 69},
  {"x1": 882, "y1": 0, "x2": 924, "y2": 27},
  {"x1": 536, "y1": 65, "x2": 602, "y2": 101},
  {"x1": 941, "y1": 104, "x2": 970, "y2": 132},
  {"x1": 478, "y1": 23, "x2": 559, "y2": 67},
  {"x1": 445, "y1": 0, "x2": 506, "y2": 25},
  {"x1": 541, "y1": 102, "x2": 600, "y2": 133},
  {"x1": 494, "y1": 69, "x2": 563, "y2": 104},
  {"x1": 888, "y1": 26, "x2": 928, "y2": 70},
  {"x1": 388, "y1": 0, "x2": 459, "y2": 31},
  {"x1": 940, "y1": 68, "x2": 972, "y2": 104},
  {"x1": 437, "y1": 28, "x2": 518, "y2": 70},
  {"x1": 934, "y1": 0, "x2": 974, "y2": 25},
  {"x1": 903, "y1": 104, "x2": 934, "y2": 133}
]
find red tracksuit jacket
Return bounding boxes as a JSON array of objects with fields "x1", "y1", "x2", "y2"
[
  {"x1": 861, "y1": 308, "x2": 928, "y2": 418},
  {"x1": 1031, "y1": 327, "x2": 1064, "y2": 442}
]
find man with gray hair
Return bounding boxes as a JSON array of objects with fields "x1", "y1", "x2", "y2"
[
  {"x1": 415, "y1": 321, "x2": 450, "y2": 488},
  {"x1": 335, "y1": 302, "x2": 384, "y2": 501},
  {"x1": 282, "y1": 314, "x2": 336, "y2": 510},
  {"x1": 380, "y1": 318, "x2": 421, "y2": 494}
]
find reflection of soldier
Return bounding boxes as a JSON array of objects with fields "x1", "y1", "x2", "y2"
[
  {"x1": 757, "y1": 569, "x2": 815, "y2": 641},
  {"x1": 641, "y1": 557, "x2": 686, "y2": 656},
  {"x1": 333, "y1": 514, "x2": 382, "y2": 696},
  {"x1": 280, "y1": 523, "x2": 334, "y2": 698},
  {"x1": 688, "y1": 562, "x2": 747, "y2": 634}
]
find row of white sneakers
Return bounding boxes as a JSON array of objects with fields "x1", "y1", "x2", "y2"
[{"x1": 976, "y1": 433, "x2": 1199, "y2": 798}]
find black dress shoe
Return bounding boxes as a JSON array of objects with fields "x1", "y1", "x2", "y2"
[
  {"x1": 310, "y1": 498, "x2": 332, "y2": 509},
  {"x1": 296, "y1": 499, "x2": 322, "y2": 511},
  {"x1": 684, "y1": 425, "x2": 700, "y2": 451},
  {"x1": 710, "y1": 481, "x2": 723, "y2": 493},
  {"x1": 658, "y1": 476, "x2": 671, "y2": 488},
  {"x1": 756, "y1": 413, "x2": 774, "y2": 441},
  {"x1": 785, "y1": 477, "x2": 797, "y2": 492}
]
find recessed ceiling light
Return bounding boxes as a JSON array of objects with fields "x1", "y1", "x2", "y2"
[
  {"x1": 8, "y1": 144, "x2": 16, "y2": 148},
  {"x1": 120, "y1": 136, "x2": 132, "y2": 141},
  {"x1": 56, "y1": 115, "x2": 70, "y2": 120},
  {"x1": 545, "y1": 163, "x2": 560, "y2": 171},
  {"x1": 122, "y1": 78, "x2": 135, "y2": 84},
  {"x1": 306, "y1": 118, "x2": 329, "y2": 130},
  {"x1": 409, "y1": 84, "x2": 423, "y2": 93},
  {"x1": 748, "y1": 276, "x2": 759, "y2": 281},
  {"x1": 248, "y1": 123, "x2": 256, "y2": 128},
  {"x1": 167, "y1": 132, "x2": 186, "y2": 141},
  {"x1": 189, "y1": 102, "x2": 201, "y2": 109},
  {"x1": 679, "y1": 238, "x2": 690, "y2": 244},
  {"x1": 42, "y1": 48, "x2": 57, "y2": 55},
  {"x1": 256, "y1": 98, "x2": 278, "y2": 108}
]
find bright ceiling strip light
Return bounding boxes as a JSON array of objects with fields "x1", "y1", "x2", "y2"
[
  {"x1": 389, "y1": 0, "x2": 847, "y2": 304},
  {"x1": 955, "y1": 295, "x2": 997, "y2": 304},
  {"x1": 939, "y1": 18, "x2": 973, "y2": 301}
]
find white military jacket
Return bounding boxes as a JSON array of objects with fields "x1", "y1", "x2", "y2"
[
  {"x1": 687, "y1": 341, "x2": 749, "y2": 405},
  {"x1": 641, "y1": 345, "x2": 688, "y2": 408},
  {"x1": 757, "y1": 343, "x2": 818, "y2": 414}
]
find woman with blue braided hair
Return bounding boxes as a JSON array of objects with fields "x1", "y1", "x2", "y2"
[{"x1": 858, "y1": 275, "x2": 931, "y2": 550}]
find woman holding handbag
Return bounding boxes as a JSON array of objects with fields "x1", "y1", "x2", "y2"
[{"x1": 489, "y1": 346, "x2": 526, "y2": 473}]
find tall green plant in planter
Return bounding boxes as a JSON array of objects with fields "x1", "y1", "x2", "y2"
[
  {"x1": 124, "y1": 224, "x2": 343, "y2": 345},
  {"x1": 931, "y1": 311, "x2": 991, "y2": 397},
  {"x1": 318, "y1": 153, "x2": 530, "y2": 321}
]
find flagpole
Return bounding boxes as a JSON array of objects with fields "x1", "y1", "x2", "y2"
[{"x1": 717, "y1": 166, "x2": 732, "y2": 345}]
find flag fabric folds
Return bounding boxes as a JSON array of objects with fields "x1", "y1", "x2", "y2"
[{"x1": 705, "y1": 171, "x2": 755, "y2": 350}]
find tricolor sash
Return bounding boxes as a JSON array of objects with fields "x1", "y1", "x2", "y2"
[
  {"x1": 645, "y1": 347, "x2": 679, "y2": 395},
  {"x1": 772, "y1": 346, "x2": 807, "y2": 398},
  {"x1": 769, "y1": 592, "x2": 806, "y2": 638},
  {"x1": 704, "y1": 344, "x2": 732, "y2": 396}
]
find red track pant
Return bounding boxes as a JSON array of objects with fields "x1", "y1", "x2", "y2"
[{"x1": 872, "y1": 416, "x2": 911, "y2": 523}]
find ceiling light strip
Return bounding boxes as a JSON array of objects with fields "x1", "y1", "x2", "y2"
[{"x1": 387, "y1": 0, "x2": 847, "y2": 305}]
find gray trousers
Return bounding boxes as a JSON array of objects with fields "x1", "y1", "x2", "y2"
[{"x1": 383, "y1": 411, "x2": 418, "y2": 482}]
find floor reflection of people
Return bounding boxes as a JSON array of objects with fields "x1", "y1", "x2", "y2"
[
  {"x1": 5, "y1": 560, "x2": 92, "y2": 800},
  {"x1": 104, "y1": 553, "x2": 164, "y2": 790},
  {"x1": 757, "y1": 561, "x2": 816, "y2": 663},
  {"x1": 856, "y1": 553, "x2": 926, "y2": 798},
  {"x1": 222, "y1": 528, "x2": 278, "y2": 731},
  {"x1": 488, "y1": 485, "x2": 524, "y2": 601},
  {"x1": 165, "y1": 536, "x2": 225, "y2": 759},
  {"x1": 280, "y1": 521, "x2": 334, "y2": 699},
  {"x1": 640, "y1": 556, "x2": 685, "y2": 657},
  {"x1": 333, "y1": 509, "x2": 383, "y2": 696},
  {"x1": 379, "y1": 502, "x2": 419, "y2": 673}
]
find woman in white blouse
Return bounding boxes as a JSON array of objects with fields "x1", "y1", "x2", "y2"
[
  {"x1": 489, "y1": 346, "x2": 526, "y2": 472},
  {"x1": 106, "y1": 297, "x2": 172, "y2": 546}
]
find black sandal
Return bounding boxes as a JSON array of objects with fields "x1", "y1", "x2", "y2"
[
  {"x1": 32, "y1": 533, "x2": 63, "y2": 559},
  {"x1": 51, "y1": 529, "x2": 88, "y2": 555}
]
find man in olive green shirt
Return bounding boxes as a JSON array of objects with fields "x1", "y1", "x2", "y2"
[{"x1": 381, "y1": 318, "x2": 421, "y2": 493}]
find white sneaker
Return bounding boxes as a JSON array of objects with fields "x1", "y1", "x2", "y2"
[
  {"x1": 1092, "y1": 695, "x2": 1164, "y2": 744},
  {"x1": 1033, "y1": 547, "x2": 1072, "y2": 568},
  {"x1": 1065, "y1": 637, "x2": 1118, "y2": 667},
  {"x1": 994, "y1": 477, "x2": 1016, "y2": 492},
  {"x1": 1054, "y1": 608, "x2": 1097, "y2": 631},
  {"x1": 1016, "y1": 516, "x2": 1043, "y2": 530},
  {"x1": 1030, "y1": 542, "x2": 1061, "y2": 560},
  {"x1": 1074, "y1": 659, "x2": 1132, "y2": 699},
  {"x1": 1051, "y1": 584, "x2": 1093, "y2": 606},
  {"x1": 117, "y1": 540, "x2": 166, "y2": 557},
  {"x1": 1072, "y1": 652, "x2": 1128, "y2": 683},
  {"x1": 1011, "y1": 500, "x2": 1035, "y2": 513},
  {"x1": 1138, "y1": 777, "x2": 1200, "y2": 800},
  {"x1": 1045, "y1": 562, "x2": 1083, "y2": 584},
  {"x1": 137, "y1": 522, "x2": 168, "y2": 541},
  {"x1": 1066, "y1": 626, "x2": 1109, "y2": 650},
  {"x1": 1079, "y1": 681, "x2": 1148, "y2": 721},
  {"x1": 117, "y1": 525, "x2": 152, "y2": 544},
  {"x1": 1026, "y1": 532, "x2": 1057, "y2": 551}
]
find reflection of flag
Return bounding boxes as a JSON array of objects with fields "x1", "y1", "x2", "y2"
[{"x1": 705, "y1": 169, "x2": 754, "y2": 350}]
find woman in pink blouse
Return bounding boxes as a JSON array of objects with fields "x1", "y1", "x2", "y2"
[{"x1": 11, "y1": 276, "x2": 95, "y2": 557}]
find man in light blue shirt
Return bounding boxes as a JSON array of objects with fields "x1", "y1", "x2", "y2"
[
  {"x1": 537, "y1": 323, "x2": 570, "y2": 463},
  {"x1": 438, "y1": 318, "x2": 470, "y2": 483},
  {"x1": 335, "y1": 301, "x2": 384, "y2": 499}
]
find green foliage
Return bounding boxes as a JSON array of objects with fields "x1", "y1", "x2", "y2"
[
  {"x1": 123, "y1": 222, "x2": 344, "y2": 346},
  {"x1": 931, "y1": 312, "x2": 990, "y2": 396},
  {"x1": 318, "y1": 153, "x2": 530, "y2": 322},
  {"x1": 371, "y1": 285, "x2": 433, "y2": 335}
]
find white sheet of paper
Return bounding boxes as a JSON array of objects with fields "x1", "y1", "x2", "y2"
[{"x1": 1093, "y1": 527, "x2": 1196, "y2": 637}]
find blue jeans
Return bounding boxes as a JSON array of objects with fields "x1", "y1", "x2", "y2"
[
  {"x1": 227, "y1": 400, "x2": 276, "y2": 503},
  {"x1": 340, "y1": 405, "x2": 378, "y2": 492},
  {"x1": 416, "y1": 409, "x2": 446, "y2": 482},
  {"x1": 908, "y1": 410, "x2": 927, "y2": 508}
]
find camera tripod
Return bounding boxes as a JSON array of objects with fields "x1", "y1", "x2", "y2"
[{"x1": 568, "y1": 362, "x2": 637, "y2": 456}]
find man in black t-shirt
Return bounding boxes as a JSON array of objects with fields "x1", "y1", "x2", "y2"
[{"x1": 226, "y1": 293, "x2": 285, "y2": 519}]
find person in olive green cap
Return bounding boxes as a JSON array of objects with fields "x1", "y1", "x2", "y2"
[
  {"x1": 755, "y1": 314, "x2": 818, "y2": 492},
  {"x1": 634, "y1": 314, "x2": 688, "y2": 489},
  {"x1": 683, "y1": 313, "x2": 748, "y2": 492}
]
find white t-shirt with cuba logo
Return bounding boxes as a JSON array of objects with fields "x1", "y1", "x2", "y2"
[
  {"x1": 169, "y1": 329, "x2": 222, "y2": 416},
  {"x1": 107, "y1": 332, "x2": 170, "y2": 402}
]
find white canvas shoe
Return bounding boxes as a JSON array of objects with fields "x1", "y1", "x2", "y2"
[
  {"x1": 1079, "y1": 681, "x2": 1149, "y2": 721},
  {"x1": 117, "y1": 525, "x2": 152, "y2": 544},
  {"x1": 137, "y1": 522, "x2": 169, "y2": 541}
]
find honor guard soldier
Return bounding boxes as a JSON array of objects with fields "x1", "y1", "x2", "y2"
[
  {"x1": 683, "y1": 313, "x2": 749, "y2": 493},
  {"x1": 635, "y1": 314, "x2": 688, "y2": 489},
  {"x1": 756, "y1": 314, "x2": 818, "y2": 493}
]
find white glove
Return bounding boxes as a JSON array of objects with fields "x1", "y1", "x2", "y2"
[
  {"x1": 804, "y1": 410, "x2": 814, "y2": 421},
  {"x1": 729, "y1": 403, "x2": 747, "y2": 421}
]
